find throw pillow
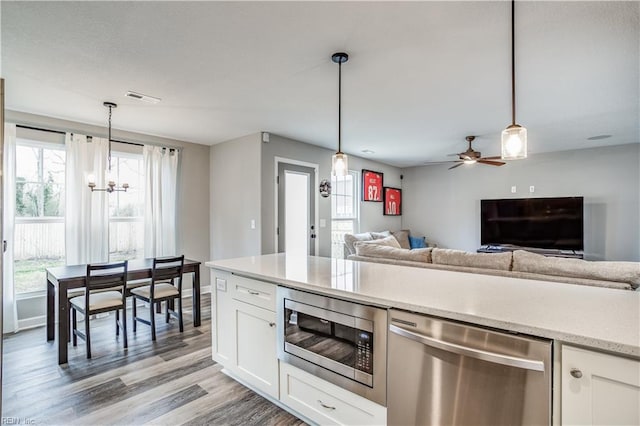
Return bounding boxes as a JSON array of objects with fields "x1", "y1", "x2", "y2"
[
  {"x1": 343, "y1": 232, "x2": 373, "y2": 255},
  {"x1": 391, "y1": 230, "x2": 411, "y2": 249},
  {"x1": 354, "y1": 235, "x2": 402, "y2": 250},
  {"x1": 370, "y1": 230, "x2": 391, "y2": 239},
  {"x1": 408, "y1": 235, "x2": 427, "y2": 249},
  {"x1": 432, "y1": 248, "x2": 513, "y2": 271}
]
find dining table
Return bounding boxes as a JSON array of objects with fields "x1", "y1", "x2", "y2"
[{"x1": 46, "y1": 258, "x2": 202, "y2": 364}]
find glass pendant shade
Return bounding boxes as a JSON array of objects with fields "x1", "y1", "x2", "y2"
[
  {"x1": 331, "y1": 152, "x2": 348, "y2": 177},
  {"x1": 501, "y1": 124, "x2": 527, "y2": 160}
]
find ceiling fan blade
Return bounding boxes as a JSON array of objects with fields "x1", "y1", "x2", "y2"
[
  {"x1": 477, "y1": 159, "x2": 506, "y2": 166},
  {"x1": 481, "y1": 156, "x2": 503, "y2": 160},
  {"x1": 448, "y1": 162, "x2": 464, "y2": 170}
]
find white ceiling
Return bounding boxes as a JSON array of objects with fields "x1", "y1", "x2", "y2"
[{"x1": 2, "y1": 1, "x2": 638, "y2": 167}]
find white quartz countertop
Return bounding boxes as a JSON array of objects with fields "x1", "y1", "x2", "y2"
[{"x1": 206, "y1": 254, "x2": 640, "y2": 357}]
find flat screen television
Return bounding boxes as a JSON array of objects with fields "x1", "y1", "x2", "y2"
[{"x1": 481, "y1": 197, "x2": 584, "y2": 251}]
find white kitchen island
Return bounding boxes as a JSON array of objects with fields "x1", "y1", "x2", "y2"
[{"x1": 207, "y1": 253, "x2": 640, "y2": 425}]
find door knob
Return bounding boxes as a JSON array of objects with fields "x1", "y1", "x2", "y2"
[{"x1": 570, "y1": 368, "x2": 583, "y2": 379}]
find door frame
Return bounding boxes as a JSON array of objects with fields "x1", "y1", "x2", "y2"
[{"x1": 274, "y1": 156, "x2": 319, "y2": 255}]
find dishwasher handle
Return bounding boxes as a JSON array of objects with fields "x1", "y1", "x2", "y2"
[{"x1": 389, "y1": 323, "x2": 545, "y2": 372}]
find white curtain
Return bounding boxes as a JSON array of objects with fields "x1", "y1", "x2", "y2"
[
  {"x1": 144, "y1": 145, "x2": 179, "y2": 258},
  {"x1": 3, "y1": 123, "x2": 18, "y2": 333},
  {"x1": 65, "y1": 134, "x2": 109, "y2": 265}
]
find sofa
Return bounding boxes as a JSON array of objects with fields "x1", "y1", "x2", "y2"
[{"x1": 344, "y1": 231, "x2": 640, "y2": 291}]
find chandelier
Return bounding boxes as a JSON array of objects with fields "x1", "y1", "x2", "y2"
[{"x1": 87, "y1": 102, "x2": 129, "y2": 193}]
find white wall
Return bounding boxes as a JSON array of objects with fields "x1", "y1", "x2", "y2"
[
  {"x1": 260, "y1": 133, "x2": 403, "y2": 257},
  {"x1": 209, "y1": 133, "x2": 262, "y2": 260},
  {"x1": 401, "y1": 144, "x2": 640, "y2": 261}
]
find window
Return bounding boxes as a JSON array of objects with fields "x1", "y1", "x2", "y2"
[
  {"x1": 331, "y1": 170, "x2": 359, "y2": 258},
  {"x1": 108, "y1": 152, "x2": 144, "y2": 261},
  {"x1": 14, "y1": 140, "x2": 66, "y2": 294}
]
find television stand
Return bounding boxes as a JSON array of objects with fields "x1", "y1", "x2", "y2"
[{"x1": 477, "y1": 245, "x2": 584, "y2": 259}]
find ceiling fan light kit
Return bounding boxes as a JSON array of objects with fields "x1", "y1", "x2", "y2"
[
  {"x1": 331, "y1": 52, "x2": 349, "y2": 177},
  {"x1": 501, "y1": 0, "x2": 528, "y2": 161}
]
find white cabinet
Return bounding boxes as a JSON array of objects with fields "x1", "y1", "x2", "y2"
[
  {"x1": 562, "y1": 345, "x2": 640, "y2": 425},
  {"x1": 280, "y1": 362, "x2": 386, "y2": 426},
  {"x1": 233, "y1": 299, "x2": 279, "y2": 399},
  {"x1": 210, "y1": 270, "x2": 279, "y2": 399},
  {"x1": 211, "y1": 270, "x2": 235, "y2": 365}
]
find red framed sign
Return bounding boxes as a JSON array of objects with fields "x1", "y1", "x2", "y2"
[
  {"x1": 383, "y1": 187, "x2": 402, "y2": 216},
  {"x1": 362, "y1": 169, "x2": 383, "y2": 202}
]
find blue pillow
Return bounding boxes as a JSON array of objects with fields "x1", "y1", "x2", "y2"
[{"x1": 409, "y1": 235, "x2": 426, "y2": 249}]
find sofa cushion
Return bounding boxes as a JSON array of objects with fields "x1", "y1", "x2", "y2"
[
  {"x1": 391, "y1": 230, "x2": 411, "y2": 249},
  {"x1": 409, "y1": 235, "x2": 427, "y2": 249},
  {"x1": 512, "y1": 250, "x2": 640, "y2": 289},
  {"x1": 344, "y1": 232, "x2": 373, "y2": 255},
  {"x1": 354, "y1": 235, "x2": 402, "y2": 250},
  {"x1": 432, "y1": 248, "x2": 513, "y2": 271},
  {"x1": 355, "y1": 244, "x2": 432, "y2": 263}
]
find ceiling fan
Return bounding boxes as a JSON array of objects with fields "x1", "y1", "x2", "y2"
[{"x1": 447, "y1": 136, "x2": 506, "y2": 170}]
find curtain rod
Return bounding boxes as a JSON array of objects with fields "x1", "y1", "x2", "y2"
[{"x1": 15, "y1": 123, "x2": 180, "y2": 150}]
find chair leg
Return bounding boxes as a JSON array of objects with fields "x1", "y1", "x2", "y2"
[
  {"x1": 150, "y1": 304, "x2": 156, "y2": 341},
  {"x1": 122, "y1": 306, "x2": 128, "y2": 349},
  {"x1": 132, "y1": 297, "x2": 137, "y2": 332},
  {"x1": 178, "y1": 297, "x2": 184, "y2": 333},
  {"x1": 116, "y1": 310, "x2": 120, "y2": 336},
  {"x1": 72, "y1": 308, "x2": 77, "y2": 347},
  {"x1": 165, "y1": 301, "x2": 170, "y2": 324},
  {"x1": 85, "y1": 312, "x2": 91, "y2": 359}
]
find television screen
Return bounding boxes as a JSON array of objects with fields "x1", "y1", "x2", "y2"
[{"x1": 481, "y1": 197, "x2": 584, "y2": 251}]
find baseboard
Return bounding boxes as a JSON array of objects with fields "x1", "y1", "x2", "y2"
[{"x1": 17, "y1": 315, "x2": 47, "y2": 331}]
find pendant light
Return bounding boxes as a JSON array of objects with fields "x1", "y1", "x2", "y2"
[
  {"x1": 501, "y1": 0, "x2": 527, "y2": 160},
  {"x1": 87, "y1": 102, "x2": 129, "y2": 193},
  {"x1": 331, "y1": 52, "x2": 349, "y2": 177}
]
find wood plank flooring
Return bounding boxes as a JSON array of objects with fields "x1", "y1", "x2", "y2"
[{"x1": 2, "y1": 296, "x2": 306, "y2": 426}]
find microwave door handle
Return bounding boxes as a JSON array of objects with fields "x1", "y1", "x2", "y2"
[{"x1": 389, "y1": 324, "x2": 545, "y2": 372}]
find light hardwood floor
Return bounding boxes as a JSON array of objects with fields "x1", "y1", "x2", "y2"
[{"x1": 2, "y1": 296, "x2": 306, "y2": 426}]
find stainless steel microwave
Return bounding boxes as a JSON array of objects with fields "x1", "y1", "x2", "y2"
[{"x1": 276, "y1": 286, "x2": 387, "y2": 406}]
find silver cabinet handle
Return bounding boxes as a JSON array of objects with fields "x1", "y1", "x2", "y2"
[
  {"x1": 570, "y1": 368, "x2": 583, "y2": 379},
  {"x1": 247, "y1": 290, "x2": 260, "y2": 296},
  {"x1": 389, "y1": 324, "x2": 545, "y2": 372},
  {"x1": 317, "y1": 400, "x2": 336, "y2": 410}
]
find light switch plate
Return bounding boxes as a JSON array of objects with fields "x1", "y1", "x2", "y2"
[
  {"x1": 320, "y1": 219, "x2": 326, "y2": 228},
  {"x1": 216, "y1": 278, "x2": 227, "y2": 292}
]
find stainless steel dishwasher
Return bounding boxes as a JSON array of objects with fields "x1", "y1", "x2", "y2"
[{"x1": 387, "y1": 309, "x2": 552, "y2": 425}]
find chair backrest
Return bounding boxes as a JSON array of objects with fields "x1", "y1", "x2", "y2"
[
  {"x1": 151, "y1": 255, "x2": 185, "y2": 292},
  {"x1": 85, "y1": 261, "x2": 128, "y2": 307}
]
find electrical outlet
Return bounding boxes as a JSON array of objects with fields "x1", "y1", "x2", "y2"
[
  {"x1": 250, "y1": 219, "x2": 256, "y2": 229},
  {"x1": 216, "y1": 278, "x2": 227, "y2": 292},
  {"x1": 529, "y1": 186, "x2": 535, "y2": 193},
  {"x1": 511, "y1": 186, "x2": 517, "y2": 193}
]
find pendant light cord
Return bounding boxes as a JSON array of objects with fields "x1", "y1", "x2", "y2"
[
  {"x1": 511, "y1": 0, "x2": 516, "y2": 126},
  {"x1": 107, "y1": 105, "x2": 112, "y2": 172},
  {"x1": 338, "y1": 59, "x2": 342, "y2": 153}
]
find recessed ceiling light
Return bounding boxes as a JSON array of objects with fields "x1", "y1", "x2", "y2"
[
  {"x1": 125, "y1": 91, "x2": 161, "y2": 104},
  {"x1": 587, "y1": 134, "x2": 612, "y2": 141},
  {"x1": 361, "y1": 149, "x2": 375, "y2": 154}
]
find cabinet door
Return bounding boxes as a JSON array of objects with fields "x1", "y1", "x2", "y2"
[
  {"x1": 562, "y1": 345, "x2": 640, "y2": 425},
  {"x1": 234, "y1": 300, "x2": 279, "y2": 399}
]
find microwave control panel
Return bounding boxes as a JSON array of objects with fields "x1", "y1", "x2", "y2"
[{"x1": 355, "y1": 331, "x2": 373, "y2": 374}]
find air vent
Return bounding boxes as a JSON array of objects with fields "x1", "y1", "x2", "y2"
[{"x1": 125, "y1": 91, "x2": 161, "y2": 104}]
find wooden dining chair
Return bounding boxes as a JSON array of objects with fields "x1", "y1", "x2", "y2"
[
  {"x1": 131, "y1": 255, "x2": 185, "y2": 341},
  {"x1": 69, "y1": 261, "x2": 128, "y2": 359}
]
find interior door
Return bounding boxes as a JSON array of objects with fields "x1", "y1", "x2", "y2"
[{"x1": 277, "y1": 162, "x2": 316, "y2": 256}]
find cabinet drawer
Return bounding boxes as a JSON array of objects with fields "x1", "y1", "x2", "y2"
[
  {"x1": 231, "y1": 275, "x2": 276, "y2": 312},
  {"x1": 280, "y1": 362, "x2": 386, "y2": 426}
]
